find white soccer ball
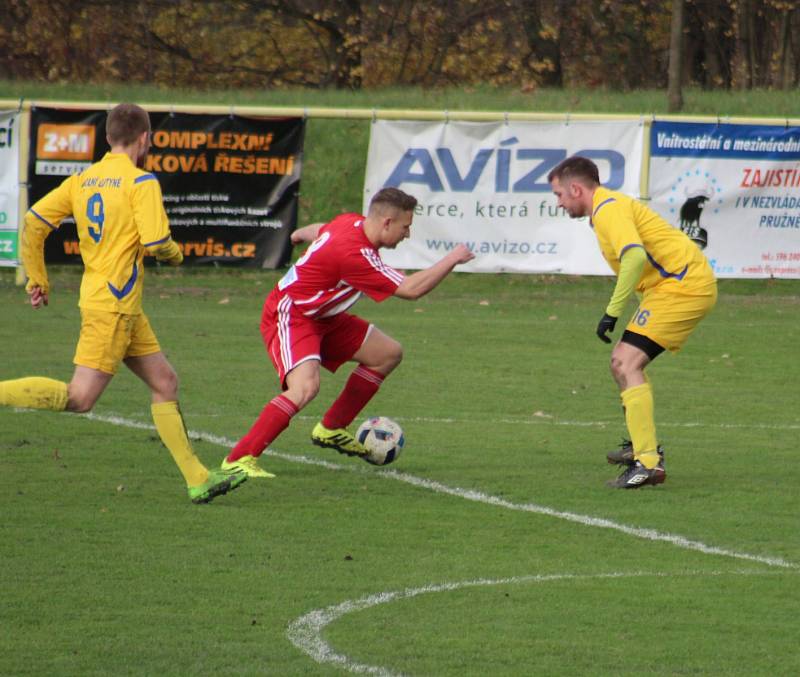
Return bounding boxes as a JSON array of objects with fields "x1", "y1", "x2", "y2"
[{"x1": 356, "y1": 416, "x2": 405, "y2": 466}]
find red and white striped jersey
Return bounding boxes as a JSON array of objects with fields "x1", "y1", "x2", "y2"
[{"x1": 266, "y1": 213, "x2": 404, "y2": 319}]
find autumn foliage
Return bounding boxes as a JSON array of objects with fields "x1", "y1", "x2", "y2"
[{"x1": 2, "y1": 0, "x2": 799, "y2": 90}]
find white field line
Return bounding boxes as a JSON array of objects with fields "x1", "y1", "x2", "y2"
[
  {"x1": 286, "y1": 569, "x2": 796, "y2": 676},
  {"x1": 15, "y1": 407, "x2": 800, "y2": 432},
  {"x1": 82, "y1": 411, "x2": 797, "y2": 570},
  {"x1": 139, "y1": 409, "x2": 800, "y2": 432},
  {"x1": 294, "y1": 414, "x2": 800, "y2": 432}
]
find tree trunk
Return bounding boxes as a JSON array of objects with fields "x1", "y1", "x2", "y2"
[
  {"x1": 667, "y1": 0, "x2": 684, "y2": 112},
  {"x1": 777, "y1": 10, "x2": 790, "y2": 89},
  {"x1": 516, "y1": 0, "x2": 563, "y2": 87},
  {"x1": 699, "y1": 1, "x2": 728, "y2": 88},
  {"x1": 733, "y1": 0, "x2": 752, "y2": 88}
]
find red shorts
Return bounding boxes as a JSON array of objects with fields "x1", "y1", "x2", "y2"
[{"x1": 261, "y1": 304, "x2": 372, "y2": 386}]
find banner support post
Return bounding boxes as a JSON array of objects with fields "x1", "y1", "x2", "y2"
[
  {"x1": 639, "y1": 115, "x2": 653, "y2": 202},
  {"x1": 15, "y1": 101, "x2": 30, "y2": 286}
]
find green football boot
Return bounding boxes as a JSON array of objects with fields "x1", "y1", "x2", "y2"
[{"x1": 188, "y1": 468, "x2": 247, "y2": 504}]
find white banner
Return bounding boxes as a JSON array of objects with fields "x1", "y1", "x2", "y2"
[
  {"x1": 649, "y1": 121, "x2": 800, "y2": 278},
  {"x1": 364, "y1": 119, "x2": 644, "y2": 273},
  {"x1": 0, "y1": 110, "x2": 20, "y2": 267}
]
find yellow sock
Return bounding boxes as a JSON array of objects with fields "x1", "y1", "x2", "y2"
[
  {"x1": 639, "y1": 374, "x2": 660, "y2": 469},
  {"x1": 0, "y1": 377, "x2": 68, "y2": 410},
  {"x1": 151, "y1": 401, "x2": 209, "y2": 487},
  {"x1": 620, "y1": 382, "x2": 659, "y2": 469}
]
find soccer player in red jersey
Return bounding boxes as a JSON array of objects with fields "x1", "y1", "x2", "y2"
[{"x1": 221, "y1": 187, "x2": 474, "y2": 477}]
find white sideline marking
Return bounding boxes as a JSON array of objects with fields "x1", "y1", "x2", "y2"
[
  {"x1": 134, "y1": 409, "x2": 800, "y2": 432},
  {"x1": 295, "y1": 414, "x2": 800, "y2": 432},
  {"x1": 286, "y1": 569, "x2": 795, "y2": 676},
  {"x1": 82, "y1": 412, "x2": 797, "y2": 570}
]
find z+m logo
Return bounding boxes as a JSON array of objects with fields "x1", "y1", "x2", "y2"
[
  {"x1": 383, "y1": 137, "x2": 625, "y2": 193},
  {"x1": 36, "y1": 124, "x2": 96, "y2": 161}
]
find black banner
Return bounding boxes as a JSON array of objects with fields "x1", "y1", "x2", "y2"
[{"x1": 28, "y1": 107, "x2": 304, "y2": 268}]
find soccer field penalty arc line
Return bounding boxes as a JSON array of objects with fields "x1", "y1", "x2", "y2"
[
  {"x1": 285, "y1": 569, "x2": 798, "y2": 676},
  {"x1": 9, "y1": 409, "x2": 797, "y2": 673},
  {"x1": 36, "y1": 410, "x2": 792, "y2": 677},
  {"x1": 78, "y1": 411, "x2": 797, "y2": 570}
]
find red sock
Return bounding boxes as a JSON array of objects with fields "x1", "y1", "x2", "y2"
[
  {"x1": 322, "y1": 365, "x2": 385, "y2": 430},
  {"x1": 226, "y1": 395, "x2": 298, "y2": 462}
]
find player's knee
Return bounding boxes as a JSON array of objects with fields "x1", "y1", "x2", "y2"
[
  {"x1": 384, "y1": 340, "x2": 403, "y2": 371},
  {"x1": 609, "y1": 355, "x2": 627, "y2": 385},
  {"x1": 288, "y1": 378, "x2": 319, "y2": 409},
  {"x1": 387, "y1": 341, "x2": 403, "y2": 368},
  {"x1": 66, "y1": 389, "x2": 96, "y2": 413},
  {"x1": 153, "y1": 365, "x2": 179, "y2": 400},
  {"x1": 303, "y1": 378, "x2": 321, "y2": 403},
  {"x1": 163, "y1": 367, "x2": 179, "y2": 398}
]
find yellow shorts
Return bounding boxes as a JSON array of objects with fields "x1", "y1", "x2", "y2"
[
  {"x1": 74, "y1": 309, "x2": 161, "y2": 374},
  {"x1": 625, "y1": 284, "x2": 717, "y2": 353}
]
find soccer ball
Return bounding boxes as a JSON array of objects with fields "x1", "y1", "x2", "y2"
[{"x1": 356, "y1": 416, "x2": 405, "y2": 466}]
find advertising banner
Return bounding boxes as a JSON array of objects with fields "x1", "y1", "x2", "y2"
[
  {"x1": 28, "y1": 107, "x2": 304, "y2": 267},
  {"x1": 649, "y1": 120, "x2": 800, "y2": 278},
  {"x1": 364, "y1": 119, "x2": 644, "y2": 273},
  {"x1": 146, "y1": 112, "x2": 303, "y2": 268},
  {"x1": 0, "y1": 110, "x2": 20, "y2": 267}
]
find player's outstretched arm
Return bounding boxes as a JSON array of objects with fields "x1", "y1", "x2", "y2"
[
  {"x1": 291, "y1": 223, "x2": 324, "y2": 245},
  {"x1": 394, "y1": 244, "x2": 474, "y2": 300}
]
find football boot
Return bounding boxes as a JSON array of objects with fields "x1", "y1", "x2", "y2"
[
  {"x1": 311, "y1": 422, "x2": 368, "y2": 457},
  {"x1": 188, "y1": 468, "x2": 248, "y2": 504},
  {"x1": 606, "y1": 459, "x2": 666, "y2": 489},
  {"x1": 221, "y1": 454, "x2": 276, "y2": 479}
]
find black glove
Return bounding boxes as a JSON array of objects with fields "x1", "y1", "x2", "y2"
[{"x1": 596, "y1": 313, "x2": 617, "y2": 343}]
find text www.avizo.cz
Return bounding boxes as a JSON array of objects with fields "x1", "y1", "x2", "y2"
[{"x1": 426, "y1": 239, "x2": 558, "y2": 255}]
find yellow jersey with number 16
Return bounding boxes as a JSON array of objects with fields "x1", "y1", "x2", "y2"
[{"x1": 25, "y1": 152, "x2": 174, "y2": 314}]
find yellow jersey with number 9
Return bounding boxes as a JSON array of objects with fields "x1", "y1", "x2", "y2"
[{"x1": 26, "y1": 152, "x2": 172, "y2": 314}]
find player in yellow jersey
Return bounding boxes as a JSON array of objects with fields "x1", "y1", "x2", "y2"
[
  {"x1": 548, "y1": 156, "x2": 717, "y2": 489},
  {"x1": 0, "y1": 103, "x2": 246, "y2": 504}
]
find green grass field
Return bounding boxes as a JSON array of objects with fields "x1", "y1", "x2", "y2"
[
  {"x1": 2, "y1": 78, "x2": 799, "y2": 674},
  {"x1": 1, "y1": 266, "x2": 798, "y2": 676}
]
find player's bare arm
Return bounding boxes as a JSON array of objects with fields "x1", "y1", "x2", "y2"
[
  {"x1": 291, "y1": 222, "x2": 324, "y2": 245},
  {"x1": 394, "y1": 244, "x2": 474, "y2": 300}
]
